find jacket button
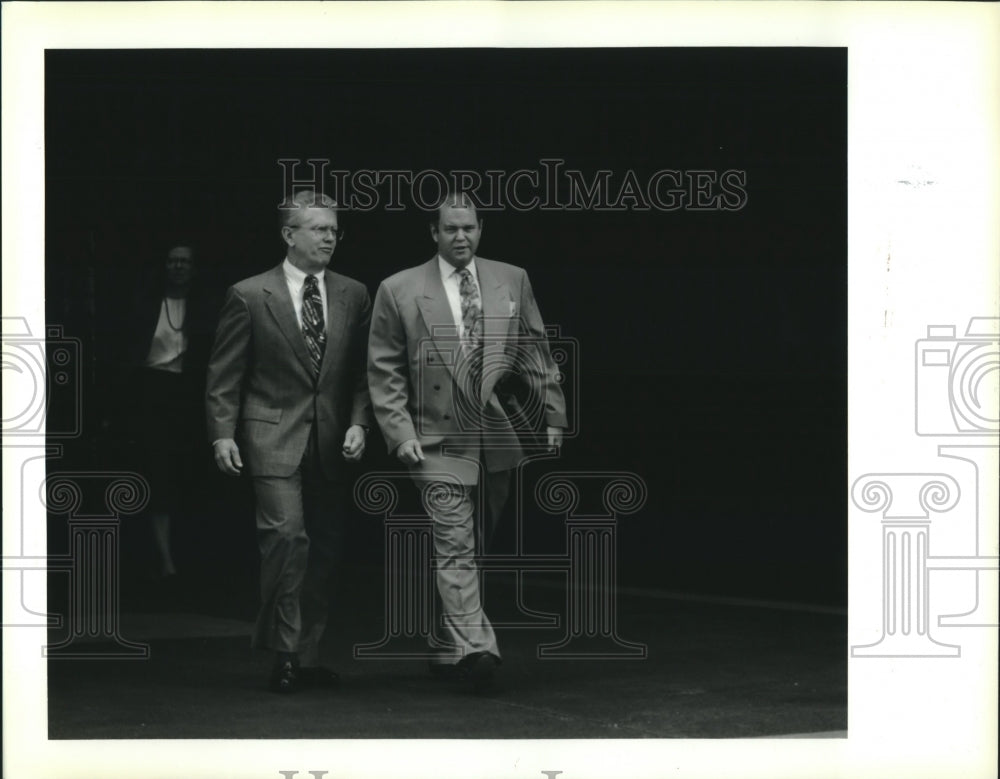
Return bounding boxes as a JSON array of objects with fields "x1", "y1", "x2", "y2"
[
  {"x1": 443, "y1": 414, "x2": 451, "y2": 420},
  {"x1": 434, "y1": 384, "x2": 441, "y2": 391}
]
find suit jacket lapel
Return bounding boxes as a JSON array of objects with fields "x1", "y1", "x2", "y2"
[
  {"x1": 477, "y1": 259, "x2": 512, "y2": 402},
  {"x1": 416, "y1": 258, "x2": 462, "y2": 383},
  {"x1": 263, "y1": 265, "x2": 314, "y2": 378},
  {"x1": 317, "y1": 271, "x2": 348, "y2": 384}
]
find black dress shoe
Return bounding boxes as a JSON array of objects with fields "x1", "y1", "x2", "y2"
[
  {"x1": 298, "y1": 666, "x2": 340, "y2": 688},
  {"x1": 457, "y1": 652, "x2": 499, "y2": 694},
  {"x1": 269, "y1": 660, "x2": 300, "y2": 694}
]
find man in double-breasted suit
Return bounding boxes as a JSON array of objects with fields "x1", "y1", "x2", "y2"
[
  {"x1": 206, "y1": 190, "x2": 372, "y2": 693},
  {"x1": 368, "y1": 192, "x2": 566, "y2": 692}
]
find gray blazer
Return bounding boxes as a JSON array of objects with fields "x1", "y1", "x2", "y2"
[
  {"x1": 206, "y1": 263, "x2": 372, "y2": 479},
  {"x1": 368, "y1": 256, "x2": 566, "y2": 484}
]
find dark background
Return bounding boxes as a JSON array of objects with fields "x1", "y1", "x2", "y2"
[{"x1": 45, "y1": 48, "x2": 846, "y2": 606}]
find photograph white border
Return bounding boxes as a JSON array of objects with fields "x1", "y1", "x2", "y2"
[{"x1": 3, "y1": 2, "x2": 998, "y2": 778}]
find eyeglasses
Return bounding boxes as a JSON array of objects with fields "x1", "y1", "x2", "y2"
[{"x1": 294, "y1": 225, "x2": 344, "y2": 240}]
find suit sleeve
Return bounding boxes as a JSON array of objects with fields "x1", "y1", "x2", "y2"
[
  {"x1": 367, "y1": 281, "x2": 417, "y2": 452},
  {"x1": 349, "y1": 288, "x2": 374, "y2": 429},
  {"x1": 205, "y1": 285, "x2": 251, "y2": 442},
  {"x1": 518, "y1": 270, "x2": 568, "y2": 429}
]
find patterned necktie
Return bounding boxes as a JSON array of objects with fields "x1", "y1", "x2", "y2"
[
  {"x1": 302, "y1": 274, "x2": 326, "y2": 377},
  {"x1": 458, "y1": 266, "x2": 483, "y2": 402},
  {"x1": 458, "y1": 267, "x2": 482, "y2": 350}
]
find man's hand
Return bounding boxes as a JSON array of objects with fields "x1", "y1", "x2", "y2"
[
  {"x1": 396, "y1": 438, "x2": 425, "y2": 466},
  {"x1": 342, "y1": 425, "x2": 367, "y2": 462},
  {"x1": 546, "y1": 426, "x2": 564, "y2": 450},
  {"x1": 213, "y1": 438, "x2": 243, "y2": 475}
]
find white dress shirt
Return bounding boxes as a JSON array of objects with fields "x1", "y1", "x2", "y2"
[
  {"x1": 283, "y1": 258, "x2": 327, "y2": 333},
  {"x1": 438, "y1": 255, "x2": 480, "y2": 339},
  {"x1": 144, "y1": 297, "x2": 187, "y2": 373}
]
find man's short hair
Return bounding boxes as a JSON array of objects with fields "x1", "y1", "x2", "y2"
[
  {"x1": 429, "y1": 190, "x2": 479, "y2": 227},
  {"x1": 279, "y1": 189, "x2": 338, "y2": 230},
  {"x1": 165, "y1": 242, "x2": 195, "y2": 260}
]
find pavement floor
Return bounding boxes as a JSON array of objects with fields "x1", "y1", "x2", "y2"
[{"x1": 47, "y1": 567, "x2": 846, "y2": 740}]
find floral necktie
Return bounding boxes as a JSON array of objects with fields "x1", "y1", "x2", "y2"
[
  {"x1": 302, "y1": 274, "x2": 326, "y2": 377},
  {"x1": 458, "y1": 266, "x2": 483, "y2": 401}
]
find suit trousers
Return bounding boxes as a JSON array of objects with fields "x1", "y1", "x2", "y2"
[
  {"x1": 422, "y1": 466, "x2": 510, "y2": 665},
  {"x1": 251, "y1": 426, "x2": 343, "y2": 665}
]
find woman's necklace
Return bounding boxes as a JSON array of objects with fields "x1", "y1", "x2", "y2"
[{"x1": 163, "y1": 296, "x2": 186, "y2": 331}]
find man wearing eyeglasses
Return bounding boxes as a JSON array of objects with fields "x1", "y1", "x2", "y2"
[{"x1": 206, "y1": 189, "x2": 372, "y2": 694}]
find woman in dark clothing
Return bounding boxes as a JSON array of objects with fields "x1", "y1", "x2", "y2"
[{"x1": 118, "y1": 243, "x2": 215, "y2": 579}]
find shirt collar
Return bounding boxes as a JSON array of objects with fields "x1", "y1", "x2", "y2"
[
  {"x1": 283, "y1": 257, "x2": 321, "y2": 286},
  {"x1": 438, "y1": 255, "x2": 478, "y2": 284}
]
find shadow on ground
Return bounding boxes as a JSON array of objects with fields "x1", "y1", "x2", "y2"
[{"x1": 47, "y1": 566, "x2": 846, "y2": 739}]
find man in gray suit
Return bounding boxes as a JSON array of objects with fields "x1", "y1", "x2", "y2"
[
  {"x1": 206, "y1": 190, "x2": 371, "y2": 693},
  {"x1": 368, "y1": 192, "x2": 566, "y2": 692}
]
